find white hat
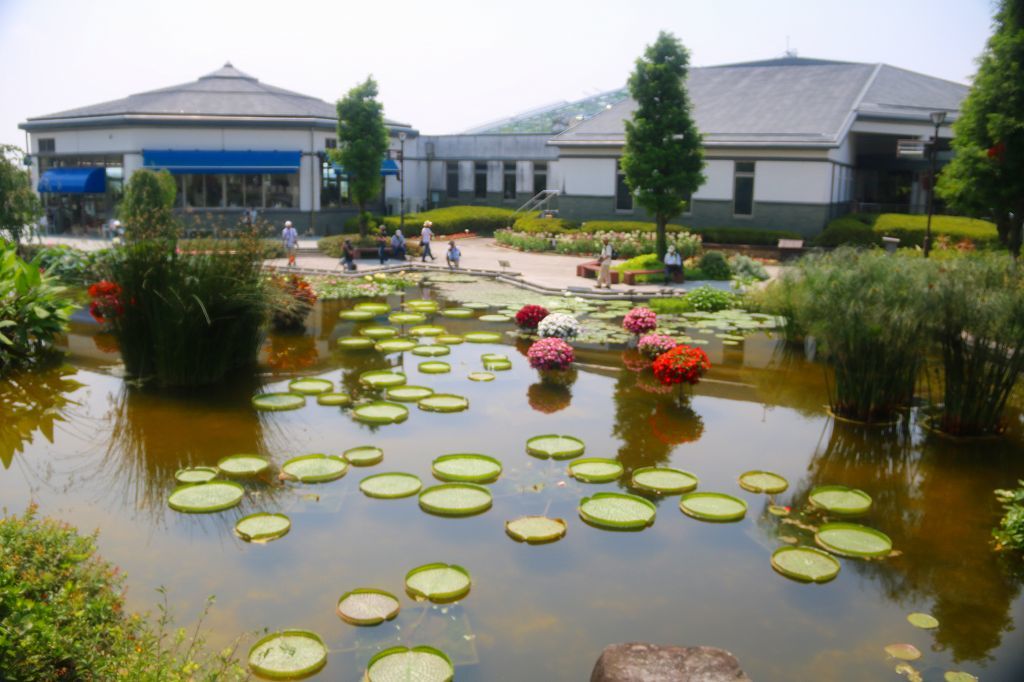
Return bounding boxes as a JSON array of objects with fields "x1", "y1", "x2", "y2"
[
  {"x1": 112, "y1": 220, "x2": 121, "y2": 227},
  {"x1": 284, "y1": 220, "x2": 293, "y2": 227},
  {"x1": 423, "y1": 220, "x2": 433, "y2": 227}
]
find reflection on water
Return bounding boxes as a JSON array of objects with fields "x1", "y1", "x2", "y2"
[{"x1": 0, "y1": 364, "x2": 84, "y2": 469}]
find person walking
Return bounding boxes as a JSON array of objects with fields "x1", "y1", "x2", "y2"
[
  {"x1": 596, "y1": 237, "x2": 615, "y2": 289},
  {"x1": 282, "y1": 220, "x2": 299, "y2": 267},
  {"x1": 391, "y1": 228, "x2": 406, "y2": 261},
  {"x1": 446, "y1": 240, "x2": 461, "y2": 269},
  {"x1": 420, "y1": 221, "x2": 436, "y2": 262},
  {"x1": 664, "y1": 244, "x2": 683, "y2": 283},
  {"x1": 376, "y1": 226, "x2": 388, "y2": 264}
]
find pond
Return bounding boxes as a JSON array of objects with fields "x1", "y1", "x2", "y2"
[{"x1": 3, "y1": 278, "x2": 1024, "y2": 681}]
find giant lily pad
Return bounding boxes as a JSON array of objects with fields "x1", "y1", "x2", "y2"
[
  {"x1": 353, "y1": 402, "x2": 409, "y2": 424},
  {"x1": 418, "y1": 394, "x2": 470, "y2": 413},
  {"x1": 375, "y1": 338, "x2": 417, "y2": 353},
  {"x1": 366, "y1": 646, "x2": 454, "y2": 682},
  {"x1": 419, "y1": 483, "x2": 492, "y2": 516},
  {"x1": 679, "y1": 492, "x2": 747, "y2": 522},
  {"x1": 569, "y1": 458, "x2": 624, "y2": 483},
  {"x1": 217, "y1": 454, "x2": 270, "y2": 477},
  {"x1": 235, "y1": 512, "x2": 291, "y2": 542},
  {"x1": 418, "y1": 361, "x2": 451, "y2": 374},
  {"x1": 360, "y1": 472, "x2": 423, "y2": 498},
  {"x1": 632, "y1": 467, "x2": 699, "y2": 494},
  {"x1": 405, "y1": 299, "x2": 439, "y2": 313},
  {"x1": 337, "y1": 588, "x2": 401, "y2": 626},
  {"x1": 412, "y1": 344, "x2": 451, "y2": 357},
  {"x1": 316, "y1": 392, "x2": 351, "y2": 407},
  {"x1": 410, "y1": 325, "x2": 446, "y2": 337},
  {"x1": 387, "y1": 385, "x2": 434, "y2": 402},
  {"x1": 468, "y1": 372, "x2": 495, "y2": 382},
  {"x1": 359, "y1": 326, "x2": 399, "y2": 339},
  {"x1": 168, "y1": 481, "x2": 244, "y2": 513},
  {"x1": 464, "y1": 331, "x2": 502, "y2": 343},
  {"x1": 405, "y1": 563, "x2": 471, "y2": 602},
  {"x1": 815, "y1": 522, "x2": 892, "y2": 558},
  {"x1": 480, "y1": 353, "x2": 508, "y2": 363},
  {"x1": 464, "y1": 302, "x2": 491, "y2": 310},
  {"x1": 884, "y1": 643, "x2": 922, "y2": 661},
  {"x1": 248, "y1": 630, "x2": 327, "y2": 679},
  {"x1": 252, "y1": 393, "x2": 306, "y2": 411},
  {"x1": 282, "y1": 454, "x2": 349, "y2": 483},
  {"x1": 389, "y1": 312, "x2": 426, "y2": 325},
  {"x1": 337, "y1": 336, "x2": 375, "y2": 350},
  {"x1": 288, "y1": 378, "x2": 334, "y2": 395},
  {"x1": 770, "y1": 546, "x2": 841, "y2": 583},
  {"x1": 478, "y1": 314, "x2": 511, "y2": 322},
  {"x1": 809, "y1": 486, "x2": 873, "y2": 516},
  {"x1": 359, "y1": 370, "x2": 407, "y2": 388},
  {"x1": 944, "y1": 672, "x2": 978, "y2": 682},
  {"x1": 344, "y1": 445, "x2": 384, "y2": 466},
  {"x1": 483, "y1": 358, "x2": 512, "y2": 371},
  {"x1": 355, "y1": 302, "x2": 390, "y2": 314},
  {"x1": 579, "y1": 492, "x2": 657, "y2": 530},
  {"x1": 437, "y1": 334, "x2": 464, "y2": 345},
  {"x1": 441, "y1": 308, "x2": 473, "y2": 319},
  {"x1": 526, "y1": 434, "x2": 585, "y2": 460},
  {"x1": 907, "y1": 612, "x2": 939, "y2": 629},
  {"x1": 506, "y1": 516, "x2": 567, "y2": 544},
  {"x1": 339, "y1": 309, "x2": 376, "y2": 321},
  {"x1": 738, "y1": 470, "x2": 789, "y2": 494},
  {"x1": 432, "y1": 454, "x2": 502, "y2": 483},
  {"x1": 174, "y1": 466, "x2": 218, "y2": 484}
]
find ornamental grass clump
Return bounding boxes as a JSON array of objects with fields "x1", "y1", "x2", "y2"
[
  {"x1": 638, "y1": 333, "x2": 678, "y2": 359},
  {"x1": 515, "y1": 304, "x2": 549, "y2": 330},
  {"x1": 623, "y1": 306, "x2": 658, "y2": 335},
  {"x1": 269, "y1": 274, "x2": 317, "y2": 331},
  {"x1": 537, "y1": 313, "x2": 581, "y2": 340},
  {"x1": 527, "y1": 337, "x2": 575, "y2": 370}
]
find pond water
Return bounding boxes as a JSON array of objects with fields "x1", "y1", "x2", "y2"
[{"x1": 3, "y1": 280, "x2": 1024, "y2": 681}]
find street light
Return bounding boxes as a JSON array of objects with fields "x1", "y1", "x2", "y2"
[
  {"x1": 923, "y1": 110, "x2": 947, "y2": 258},
  {"x1": 398, "y1": 131, "x2": 407, "y2": 231}
]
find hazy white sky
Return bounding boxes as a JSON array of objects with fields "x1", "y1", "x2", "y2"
[{"x1": 0, "y1": 0, "x2": 997, "y2": 148}]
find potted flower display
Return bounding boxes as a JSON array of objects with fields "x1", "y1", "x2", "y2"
[
  {"x1": 514, "y1": 304, "x2": 549, "y2": 332},
  {"x1": 537, "y1": 313, "x2": 581, "y2": 340},
  {"x1": 623, "y1": 306, "x2": 658, "y2": 336}
]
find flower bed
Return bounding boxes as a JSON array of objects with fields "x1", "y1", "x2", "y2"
[{"x1": 495, "y1": 228, "x2": 702, "y2": 260}]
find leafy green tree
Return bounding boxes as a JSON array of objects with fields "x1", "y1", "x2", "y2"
[
  {"x1": 620, "y1": 31, "x2": 705, "y2": 259},
  {"x1": 335, "y1": 77, "x2": 389, "y2": 236},
  {"x1": 118, "y1": 169, "x2": 178, "y2": 241},
  {"x1": 937, "y1": 0, "x2": 1024, "y2": 256},
  {"x1": 0, "y1": 145, "x2": 42, "y2": 248}
]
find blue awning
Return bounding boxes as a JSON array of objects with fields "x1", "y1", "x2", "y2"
[
  {"x1": 142, "y1": 149, "x2": 301, "y2": 174},
  {"x1": 37, "y1": 167, "x2": 107, "y2": 193},
  {"x1": 331, "y1": 158, "x2": 401, "y2": 177}
]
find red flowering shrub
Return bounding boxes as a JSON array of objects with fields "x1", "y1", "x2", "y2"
[
  {"x1": 271, "y1": 275, "x2": 317, "y2": 331},
  {"x1": 515, "y1": 304, "x2": 549, "y2": 330},
  {"x1": 87, "y1": 280, "x2": 123, "y2": 325},
  {"x1": 652, "y1": 344, "x2": 711, "y2": 386},
  {"x1": 527, "y1": 337, "x2": 575, "y2": 370},
  {"x1": 623, "y1": 306, "x2": 657, "y2": 335}
]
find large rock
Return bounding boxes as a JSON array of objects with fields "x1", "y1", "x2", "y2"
[{"x1": 591, "y1": 643, "x2": 751, "y2": 682}]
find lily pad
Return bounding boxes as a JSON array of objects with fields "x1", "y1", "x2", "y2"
[
  {"x1": 316, "y1": 392, "x2": 351, "y2": 406},
  {"x1": 339, "y1": 309, "x2": 376, "y2": 321},
  {"x1": 437, "y1": 334, "x2": 464, "y2": 345},
  {"x1": 441, "y1": 307, "x2": 474, "y2": 318},
  {"x1": 506, "y1": 516, "x2": 567, "y2": 544},
  {"x1": 815, "y1": 522, "x2": 893, "y2": 558},
  {"x1": 375, "y1": 338, "x2": 417, "y2": 353},
  {"x1": 405, "y1": 299, "x2": 439, "y2": 312},
  {"x1": 355, "y1": 302, "x2": 390, "y2": 314},
  {"x1": 352, "y1": 402, "x2": 409, "y2": 424},
  {"x1": 907, "y1": 612, "x2": 939, "y2": 629},
  {"x1": 344, "y1": 445, "x2": 384, "y2": 466},
  {"x1": 386, "y1": 385, "x2": 435, "y2": 402},
  {"x1": 432, "y1": 454, "x2": 502, "y2": 483},
  {"x1": 360, "y1": 472, "x2": 423, "y2": 498},
  {"x1": 360, "y1": 370, "x2": 407, "y2": 388},
  {"x1": 174, "y1": 466, "x2": 218, "y2": 484},
  {"x1": 478, "y1": 314, "x2": 511, "y2": 322},
  {"x1": 359, "y1": 326, "x2": 399, "y2": 339},
  {"x1": 389, "y1": 312, "x2": 426, "y2": 324},
  {"x1": 252, "y1": 393, "x2": 306, "y2": 411},
  {"x1": 483, "y1": 358, "x2": 512, "y2": 371},
  {"x1": 464, "y1": 331, "x2": 502, "y2": 343},
  {"x1": 282, "y1": 454, "x2": 349, "y2": 483},
  {"x1": 884, "y1": 643, "x2": 922, "y2": 661},
  {"x1": 809, "y1": 485, "x2": 873, "y2": 516},
  {"x1": 770, "y1": 546, "x2": 841, "y2": 583},
  {"x1": 579, "y1": 492, "x2": 657, "y2": 530},
  {"x1": 481, "y1": 353, "x2": 508, "y2": 363},
  {"x1": 168, "y1": 481, "x2": 244, "y2": 513},
  {"x1": 418, "y1": 361, "x2": 451, "y2": 374},
  {"x1": 405, "y1": 563, "x2": 471, "y2": 602},
  {"x1": 464, "y1": 302, "x2": 491, "y2": 310},
  {"x1": 217, "y1": 454, "x2": 270, "y2": 477},
  {"x1": 235, "y1": 512, "x2": 291, "y2": 542},
  {"x1": 248, "y1": 630, "x2": 327, "y2": 679},
  {"x1": 738, "y1": 470, "x2": 789, "y2": 494},
  {"x1": 337, "y1": 336, "x2": 375, "y2": 350},
  {"x1": 410, "y1": 325, "x2": 446, "y2": 337},
  {"x1": 632, "y1": 467, "x2": 699, "y2": 494},
  {"x1": 418, "y1": 394, "x2": 470, "y2": 413},
  {"x1": 468, "y1": 372, "x2": 495, "y2": 382},
  {"x1": 337, "y1": 588, "x2": 400, "y2": 626},
  {"x1": 526, "y1": 434, "x2": 585, "y2": 460},
  {"x1": 419, "y1": 483, "x2": 493, "y2": 516},
  {"x1": 944, "y1": 673, "x2": 978, "y2": 682},
  {"x1": 679, "y1": 492, "x2": 748, "y2": 522},
  {"x1": 412, "y1": 344, "x2": 451, "y2": 357},
  {"x1": 366, "y1": 646, "x2": 454, "y2": 682},
  {"x1": 569, "y1": 458, "x2": 624, "y2": 483},
  {"x1": 288, "y1": 378, "x2": 334, "y2": 395}
]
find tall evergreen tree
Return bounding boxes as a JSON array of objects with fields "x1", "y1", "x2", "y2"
[
  {"x1": 621, "y1": 31, "x2": 705, "y2": 259},
  {"x1": 335, "y1": 77, "x2": 389, "y2": 237},
  {"x1": 937, "y1": 0, "x2": 1024, "y2": 256}
]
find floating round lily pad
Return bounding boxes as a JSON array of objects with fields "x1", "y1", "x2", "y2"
[
  {"x1": 252, "y1": 393, "x2": 306, "y2": 411},
  {"x1": 484, "y1": 358, "x2": 512, "y2": 371},
  {"x1": 419, "y1": 483, "x2": 493, "y2": 516},
  {"x1": 944, "y1": 672, "x2": 978, "y2": 682},
  {"x1": 389, "y1": 312, "x2": 426, "y2": 324},
  {"x1": 360, "y1": 370, "x2": 407, "y2": 388},
  {"x1": 217, "y1": 454, "x2": 270, "y2": 477},
  {"x1": 410, "y1": 325, "x2": 446, "y2": 337},
  {"x1": 337, "y1": 588, "x2": 401, "y2": 626},
  {"x1": 352, "y1": 401, "x2": 409, "y2": 424},
  {"x1": 248, "y1": 630, "x2": 327, "y2": 679},
  {"x1": 412, "y1": 344, "x2": 451, "y2": 357},
  {"x1": 632, "y1": 467, "x2": 699, "y2": 494},
  {"x1": 808, "y1": 485, "x2": 873, "y2": 516},
  {"x1": 386, "y1": 385, "x2": 435, "y2": 402},
  {"x1": 468, "y1": 371, "x2": 495, "y2": 382},
  {"x1": 907, "y1": 612, "x2": 939, "y2": 629},
  {"x1": 579, "y1": 492, "x2": 657, "y2": 530},
  {"x1": 679, "y1": 492, "x2": 748, "y2": 522},
  {"x1": 344, "y1": 445, "x2": 384, "y2": 466},
  {"x1": 481, "y1": 353, "x2": 508, "y2": 362},
  {"x1": 282, "y1": 454, "x2": 349, "y2": 483},
  {"x1": 366, "y1": 646, "x2": 454, "y2": 682},
  {"x1": 405, "y1": 563, "x2": 471, "y2": 602},
  {"x1": 815, "y1": 522, "x2": 892, "y2": 558},
  {"x1": 355, "y1": 302, "x2": 390, "y2": 314},
  {"x1": 418, "y1": 394, "x2": 470, "y2": 413},
  {"x1": 506, "y1": 516, "x2": 567, "y2": 544},
  {"x1": 464, "y1": 331, "x2": 502, "y2": 343},
  {"x1": 339, "y1": 309, "x2": 376, "y2": 321},
  {"x1": 168, "y1": 481, "x2": 245, "y2": 513},
  {"x1": 405, "y1": 299, "x2": 439, "y2": 312},
  {"x1": 316, "y1": 392, "x2": 351, "y2": 406},
  {"x1": 437, "y1": 334, "x2": 464, "y2": 345},
  {"x1": 463, "y1": 302, "x2": 491, "y2": 310},
  {"x1": 235, "y1": 512, "x2": 291, "y2": 542},
  {"x1": 375, "y1": 338, "x2": 417, "y2": 353},
  {"x1": 432, "y1": 454, "x2": 502, "y2": 483},
  {"x1": 359, "y1": 326, "x2": 399, "y2": 339},
  {"x1": 738, "y1": 470, "x2": 789, "y2": 494},
  {"x1": 884, "y1": 643, "x2": 922, "y2": 661},
  {"x1": 337, "y1": 336, "x2": 375, "y2": 350},
  {"x1": 569, "y1": 458, "x2": 624, "y2": 483},
  {"x1": 418, "y1": 361, "x2": 451, "y2": 374},
  {"x1": 770, "y1": 546, "x2": 841, "y2": 583},
  {"x1": 441, "y1": 308, "x2": 473, "y2": 318},
  {"x1": 359, "y1": 472, "x2": 423, "y2": 498},
  {"x1": 174, "y1": 466, "x2": 218, "y2": 484},
  {"x1": 478, "y1": 314, "x2": 511, "y2": 322},
  {"x1": 288, "y1": 378, "x2": 334, "y2": 395},
  {"x1": 526, "y1": 434, "x2": 585, "y2": 460}
]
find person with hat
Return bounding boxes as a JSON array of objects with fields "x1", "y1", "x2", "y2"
[
  {"x1": 664, "y1": 244, "x2": 683, "y2": 283},
  {"x1": 282, "y1": 220, "x2": 299, "y2": 267},
  {"x1": 420, "y1": 221, "x2": 436, "y2": 262}
]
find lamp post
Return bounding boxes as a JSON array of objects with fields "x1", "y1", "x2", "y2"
[
  {"x1": 923, "y1": 110, "x2": 947, "y2": 258},
  {"x1": 398, "y1": 131, "x2": 407, "y2": 231}
]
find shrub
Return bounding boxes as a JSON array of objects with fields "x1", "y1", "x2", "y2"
[
  {"x1": 512, "y1": 215, "x2": 575, "y2": 233},
  {"x1": 269, "y1": 275, "x2": 317, "y2": 332},
  {"x1": 496, "y1": 229, "x2": 701, "y2": 260},
  {"x1": 580, "y1": 220, "x2": 687, "y2": 233},
  {"x1": 178, "y1": 238, "x2": 285, "y2": 259},
  {"x1": 318, "y1": 234, "x2": 421, "y2": 258},
  {"x1": 648, "y1": 286, "x2": 739, "y2": 313},
  {"x1": 994, "y1": 482, "x2": 1024, "y2": 553},
  {"x1": 614, "y1": 254, "x2": 666, "y2": 283},
  {"x1": 345, "y1": 213, "x2": 384, "y2": 232},
  {"x1": 873, "y1": 213, "x2": 1000, "y2": 248},
  {"x1": 728, "y1": 254, "x2": 769, "y2": 281},
  {"x1": 119, "y1": 169, "x2": 178, "y2": 241},
  {"x1": 22, "y1": 244, "x2": 112, "y2": 286},
  {"x1": 698, "y1": 251, "x2": 731, "y2": 280},
  {"x1": 692, "y1": 226, "x2": 801, "y2": 245},
  {"x1": 380, "y1": 205, "x2": 516, "y2": 235}
]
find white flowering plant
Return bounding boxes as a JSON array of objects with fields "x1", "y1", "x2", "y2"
[{"x1": 537, "y1": 313, "x2": 581, "y2": 340}]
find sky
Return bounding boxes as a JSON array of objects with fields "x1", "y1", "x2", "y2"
[{"x1": 0, "y1": 0, "x2": 998, "y2": 148}]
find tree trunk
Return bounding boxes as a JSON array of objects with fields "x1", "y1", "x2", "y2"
[
  {"x1": 656, "y1": 215, "x2": 667, "y2": 261},
  {"x1": 357, "y1": 202, "x2": 368, "y2": 238}
]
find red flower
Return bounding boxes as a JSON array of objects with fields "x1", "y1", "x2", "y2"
[
  {"x1": 88, "y1": 280, "x2": 124, "y2": 325},
  {"x1": 515, "y1": 304, "x2": 549, "y2": 330},
  {"x1": 652, "y1": 344, "x2": 711, "y2": 386},
  {"x1": 987, "y1": 141, "x2": 1006, "y2": 161}
]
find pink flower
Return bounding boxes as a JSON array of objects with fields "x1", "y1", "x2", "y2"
[
  {"x1": 527, "y1": 337, "x2": 575, "y2": 370},
  {"x1": 623, "y1": 307, "x2": 658, "y2": 335}
]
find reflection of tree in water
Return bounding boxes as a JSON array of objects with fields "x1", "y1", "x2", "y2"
[
  {"x1": 0, "y1": 364, "x2": 85, "y2": 469},
  {"x1": 262, "y1": 333, "x2": 319, "y2": 376},
  {"x1": 742, "y1": 342, "x2": 829, "y2": 418}
]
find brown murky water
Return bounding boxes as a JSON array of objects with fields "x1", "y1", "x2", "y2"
[{"x1": 2, "y1": 283, "x2": 1023, "y2": 681}]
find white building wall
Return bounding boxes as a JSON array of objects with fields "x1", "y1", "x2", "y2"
[
  {"x1": 559, "y1": 157, "x2": 615, "y2": 196},
  {"x1": 693, "y1": 159, "x2": 733, "y2": 200},
  {"x1": 753, "y1": 161, "x2": 832, "y2": 204}
]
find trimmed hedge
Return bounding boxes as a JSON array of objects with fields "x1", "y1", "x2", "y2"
[
  {"x1": 579, "y1": 220, "x2": 687, "y2": 234},
  {"x1": 813, "y1": 215, "x2": 880, "y2": 247},
  {"x1": 815, "y1": 213, "x2": 1000, "y2": 248},
  {"x1": 512, "y1": 215, "x2": 575, "y2": 233},
  {"x1": 380, "y1": 206, "x2": 517, "y2": 235},
  {"x1": 318, "y1": 234, "x2": 421, "y2": 258},
  {"x1": 178, "y1": 238, "x2": 285, "y2": 259}
]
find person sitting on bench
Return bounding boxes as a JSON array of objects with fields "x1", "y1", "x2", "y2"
[{"x1": 664, "y1": 244, "x2": 683, "y2": 282}]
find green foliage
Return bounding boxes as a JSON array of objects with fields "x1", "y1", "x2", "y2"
[
  {"x1": 512, "y1": 215, "x2": 575, "y2": 233},
  {"x1": 177, "y1": 237, "x2": 285, "y2": 259},
  {"x1": 309, "y1": 272, "x2": 421, "y2": 300},
  {"x1": 21, "y1": 244, "x2": 111, "y2": 286},
  {"x1": 816, "y1": 213, "x2": 1000, "y2": 248},
  {"x1": 728, "y1": 254, "x2": 769, "y2": 281},
  {"x1": 814, "y1": 215, "x2": 881, "y2": 247},
  {"x1": 694, "y1": 226, "x2": 801, "y2": 245},
  {"x1": 579, "y1": 220, "x2": 687, "y2": 233},
  {"x1": 119, "y1": 169, "x2": 178, "y2": 241},
  {"x1": 621, "y1": 31, "x2": 705, "y2": 257},
  {"x1": 335, "y1": 77, "x2": 389, "y2": 235},
  {"x1": 0, "y1": 145, "x2": 41, "y2": 247},
  {"x1": 0, "y1": 365, "x2": 83, "y2": 469},
  {"x1": 494, "y1": 228, "x2": 701, "y2": 260},
  {"x1": 344, "y1": 212, "x2": 383, "y2": 232},
  {"x1": 381, "y1": 205, "x2": 517, "y2": 235},
  {"x1": 698, "y1": 251, "x2": 731, "y2": 280},
  {"x1": 318, "y1": 234, "x2": 421, "y2": 258},
  {"x1": 649, "y1": 286, "x2": 739, "y2": 313},
  {"x1": 614, "y1": 253, "x2": 665, "y2": 283},
  {"x1": 994, "y1": 482, "x2": 1024, "y2": 552}
]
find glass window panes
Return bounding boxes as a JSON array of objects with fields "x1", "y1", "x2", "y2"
[
  {"x1": 503, "y1": 162, "x2": 516, "y2": 200},
  {"x1": 734, "y1": 162, "x2": 755, "y2": 216},
  {"x1": 225, "y1": 175, "x2": 244, "y2": 207},
  {"x1": 321, "y1": 162, "x2": 341, "y2": 208},
  {"x1": 446, "y1": 162, "x2": 459, "y2": 198},
  {"x1": 615, "y1": 160, "x2": 633, "y2": 211},
  {"x1": 268, "y1": 174, "x2": 298, "y2": 208},
  {"x1": 533, "y1": 162, "x2": 547, "y2": 193},
  {"x1": 244, "y1": 174, "x2": 264, "y2": 208},
  {"x1": 38, "y1": 138, "x2": 55, "y2": 153},
  {"x1": 474, "y1": 162, "x2": 487, "y2": 198},
  {"x1": 204, "y1": 175, "x2": 224, "y2": 208},
  {"x1": 185, "y1": 175, "x2": 205, "y2": 208}
]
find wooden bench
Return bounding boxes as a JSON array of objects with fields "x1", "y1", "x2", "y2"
[
  {"x1": 622, "y1": 269, "x2": 684, "y2": 285},
  {"x1": 777, "y1": 238, "x2": 805, "y2": 260},
  {"x1": 576, "y1": 260, "x2": 622, "y2": 284}
]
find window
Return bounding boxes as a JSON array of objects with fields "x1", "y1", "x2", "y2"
[
  {"x1": 615, "y1": 160, "x2": 633, "y2": 211},
  {"x1": 244, "y1": 174, "x2": 265, "y2": 208},
  {"x1": 321, "y1": 162, "x2": 349, "y2": 208},
  {"x1": 474, "y1": 162, "x2": 487, "y2": 198},
  {"x1": 503, "y1": 162, "x2": 516, "y2": 200},
  {"x1": 325, "y1": 138, "x2": 337, "y2": 149},
  {"x1": 225, "y1": 175, "x2": 244, "y2": 207},
  {"x1": 733, "y1": 161, "x2": 755, "y2": 216},
  {"x1": 185, "y1": 175, "x2": 205, "y2": 208},
  {"x1": 533, "y1": 162, "x2": 547, "y2": 194},
  {"x1": 267, "y1": 174, "x2": 298, "y2": 208},
  {"x1": 446, "y1": 162, "x2": 459, "y2": 198},
  {"x1": 38, "y1": 138, "x2": 55, "y2": 153},
  {"x1": 205, "y1": 175, "x2": 224, "y2": 208}
]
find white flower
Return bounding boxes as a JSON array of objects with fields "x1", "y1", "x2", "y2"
[{"x1": 537, "y1": 313, "x2": 581, "y2": 340}]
